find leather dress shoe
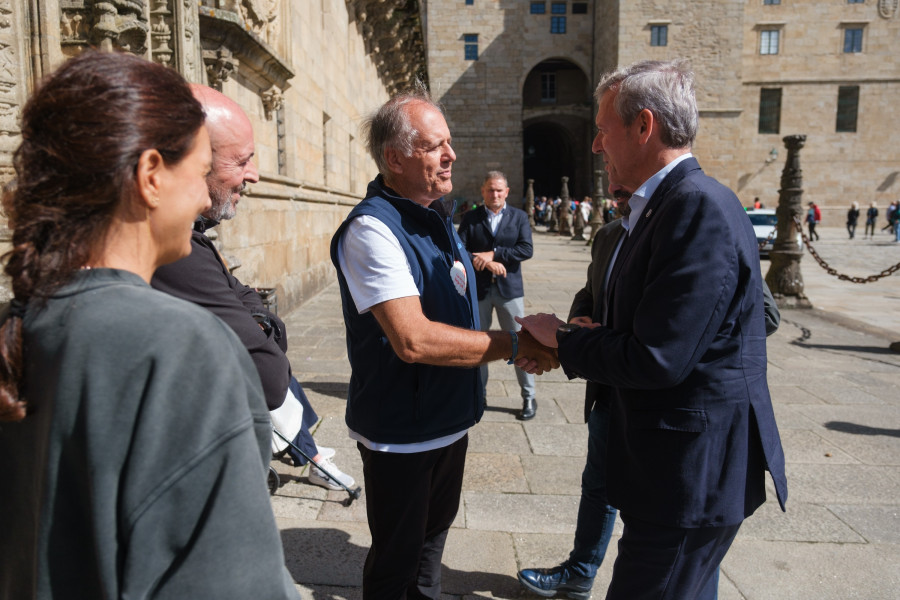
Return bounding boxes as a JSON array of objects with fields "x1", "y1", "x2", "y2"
[
  {"x1": 518, "y1": 397, "x2": 537, "y2": 420},
  {"x1": 517, "y1": 564, "x2": 593, "y2": 599}
]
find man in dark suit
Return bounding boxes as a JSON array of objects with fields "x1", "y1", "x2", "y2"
[
  {"x1": 517, "y1": 188, "x2": 629, "y2": 598},
  {"x1": 517, "y1": 60, "x2": 787, "y2": 599},
  {"x1": 458, "y1": 171, "x2": 537, "y2": 420}
]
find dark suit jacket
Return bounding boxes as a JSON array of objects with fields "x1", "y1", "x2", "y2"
[
  {"x1": 568, "y1": 219, "x2": 626, "y2": 422},
  {"x1": 457, "y1": 204, "x2": 533, "y2": 300},
  {"x1": 558, "y1": 157, "x2": 788, "y2": 529},
  {"x1": 152, "y1": 223, "x2": 291, "y2": 411}
]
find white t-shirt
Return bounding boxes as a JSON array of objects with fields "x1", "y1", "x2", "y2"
[{"x1": 337, "y1": 215, "x2": 469, "y2": 453}]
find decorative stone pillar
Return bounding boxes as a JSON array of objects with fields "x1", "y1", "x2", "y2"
[
  {"x1": 547, "y1": 199, "x2": 558, "y2": 233},
  {"x1": 525, "y1": 179, "x2": 535, "y2": 230},
  {"x1": 588, "y1": 169, "x2": 604, "y2": 245},
  {"x1": 572, "y1": 199, "x2": 586, "y2": 241},
  {"x1": 765, "y1": 134, "x2": 811, "y2": 308},
  {"x1": 558, "y1": 176, "x2": 572, "y2": 237}
]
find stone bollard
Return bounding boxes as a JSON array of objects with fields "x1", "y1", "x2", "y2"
[
  {"x1": 558, "y1": 176, "x2": 572, "y2": 237},
  {"x1": 765, "y1": 134, "x2": 812, "y2": 308},
  {"x1": 525, "y1": 179, "x2": 536, "y2": 230}
]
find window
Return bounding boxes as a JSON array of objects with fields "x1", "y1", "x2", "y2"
[
  {"x1": 465, "y1": 0, "x2": 474, "y2": 5},
  {"x1": 572, "y1": 2, "x2": 588, "y2": 14},
  {"x1": 759, "y1": 88, "x2": 782, "y2": 134},
  {"x1": 651, "y1": 25, "x2": 668, "y2": 46},
  {"x1": 541, "y1": 73, "x2": 556, "y2": 103},
  {"x1": 760, "y1": 29, "x2": 780, "y2": 54},
  {"x1": 836, "y1": 86, "x2": 859, "y2": 132},
  {"x1": 464, "y1": 34, "x2": 478, "y2": 60},
  {"x1": 551, "y1": 16, "x2": 566, "y2": 33},
  {"x1": 551, "y1": 2, "x2": 566, "y2": 14},
  {"x1": 530, "y1": 2, "x2": 546, "y2": 14},
  {"x1": 847, "y1": 0, "x2": 864, "y2": 4},
  {"x1": 844, "y1": 27, "x2": 863, "y2": 52},
  {"x1": 763, "y1": 0, "x2": 781, "y2": 5}
]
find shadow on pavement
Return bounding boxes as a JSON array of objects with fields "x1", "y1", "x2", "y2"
[
  {"x1": 301, "y1": 380, "x2": 350, "y2": 400},
  {"x1": 792, "y1": 343, "x2": 898, "y2": 355},
  {"x1": 825, "y1": 421, "x2": 900, "y2": 438},
  {"x1": 281, "y1": 527, "x2": 525, "y2": 599}
]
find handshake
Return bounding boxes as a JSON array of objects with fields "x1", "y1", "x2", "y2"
[{"x1": 509, "y1": 313, "x2": 600, "y2": 375}]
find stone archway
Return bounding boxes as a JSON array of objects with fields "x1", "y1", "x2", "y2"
[
  {"x1": 521, "y1": 58, "x2": 593, "y2": 200},
  {"x1": 523, "y1": 122, "x2": 572, "y2": 198}
]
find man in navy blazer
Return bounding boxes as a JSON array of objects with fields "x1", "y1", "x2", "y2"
[
  {"x1": 518, "y1": 60, "x2": 787, "y2": 599},
  {"x1": 458, "y1": 171, "x2": 537, "y2": 420}
]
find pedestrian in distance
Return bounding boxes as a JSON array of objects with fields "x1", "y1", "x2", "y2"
[
  {"x1": 865, "y1": 202, "x2": 878, "y2": 238},
  {"x1": 847, "y1": 201, "x2": 860, "y2": 239},
  {"x1": 807, "y1": 201, "x2": 821, "y2": 241}
]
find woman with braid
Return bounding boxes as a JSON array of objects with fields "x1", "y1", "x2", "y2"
[{"x1": 0, "y1": 52, "x2": 299, "y2": 600}]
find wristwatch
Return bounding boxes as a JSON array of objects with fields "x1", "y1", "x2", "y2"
[{"x1": 556, "y1": 323, "x2": 581, "y2": 346}]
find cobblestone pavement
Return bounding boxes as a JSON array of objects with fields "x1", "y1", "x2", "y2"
[{"x1": 272, "y1": 223, "x2": 900, "y2": 600}]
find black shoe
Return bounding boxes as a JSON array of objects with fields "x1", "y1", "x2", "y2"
[
  {"x1": 518, "y1": 397, "x2": 537, "y2": 420},
  {"x1": 517, "y1": 564, "x2": 593, "y2": 599}
]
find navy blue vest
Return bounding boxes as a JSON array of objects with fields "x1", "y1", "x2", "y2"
[{"x1": 330, "y1": 177, "x2": 484, "y2": 444}]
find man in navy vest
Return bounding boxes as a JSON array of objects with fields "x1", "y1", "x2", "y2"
[
  {"x1": 458, "y1": 171, "x2": 537, "y2": 420},
  {"x1": 330, "y1": 89, "x2": 557, "y2": 600}
]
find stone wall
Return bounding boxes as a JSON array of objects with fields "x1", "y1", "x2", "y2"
[
  {"x1": 1, "y1": 0, "x2": 426, "y2": 310},
  {"x1": 427, "y1": 0, "x2": 594, "y2": 207},
  {"x1": 428, "y1": 0, "x2": 900, "y2": 226}
]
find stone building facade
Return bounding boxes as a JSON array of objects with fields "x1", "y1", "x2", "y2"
[
  {"x1": 3, "y1": 1, "x2": 898, "y2": 308},
  {"x1": 427, "y1": 0, "x2": 900, "y2": 226},
  {"x1": 1, "y1": 0, "x2": 425, "y2": 309}
]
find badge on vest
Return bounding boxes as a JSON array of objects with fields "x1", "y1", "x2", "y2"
[{"x1": 450, "y1": 260, "x2": 467, "y2": 296}]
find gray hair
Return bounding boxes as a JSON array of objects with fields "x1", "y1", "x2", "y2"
[
  {"x1": 594, "y1": 59, "x2": 698, "y2": 149},
  {"x1": 362, "y1": 81, "x2": 441, "y2": 176},
  {"x1": 482, "y1": 170, "x2": 508, "y2": 187}
]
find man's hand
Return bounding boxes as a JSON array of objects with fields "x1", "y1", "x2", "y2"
[
  {"x1": 485, "y1": 261, "x2": 507, "y2": 277},
  {"x1": 515, "y1": 329, "x2": 559, "y2": 375},
  {"x1": 471, "y1": 250, "x2": 495, "y2": 271},
  {"x1": 515, "y1": 313, "x2": 565, "y2": 348}
]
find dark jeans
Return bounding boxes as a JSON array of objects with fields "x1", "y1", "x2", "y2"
[
  {"x1": 285, "y1": 377, "x2": 320, "y2": 466},
  {"x1": 808, "y1": 222, "x2": 819, "y2": 240},
  {"x1": 358, "y1": 435, "x2": 468, "y2": 600},
  {"x1": 567, "y1": 401, "x2": 618, "y2": 578},
  {"x1": 606, "y1": 514, "x2": 740, "y2": 600}
]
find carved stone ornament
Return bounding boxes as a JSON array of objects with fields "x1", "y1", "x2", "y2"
[
  {"x1": 91, "y1": 1, "x2": 149, "y2": 54},
  {"x1": 879, "y1": 0, "x2": 899, "y2": 19},
  {"x1": 346, "y1": 0, "x2": 427, "y2": 94},
  {"x1": 198, "y1": 5, "x2": 293, "y2": 97},
  {"x1": 203, "y1": 45, "x2": 238, "y2": 89},
  {"x1": 260, "y1": 85, "x2": 283, "y2": 121}
]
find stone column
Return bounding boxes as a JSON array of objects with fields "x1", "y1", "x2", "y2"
[
  {"x1": 558, "y1": 176, "x2": 572, "y2": 236},
  {"x1": 525, "y1": 179, "x2": 536, "y2": 230},
  {"x1": 765, "y1": 134, "x2": 811, "y2": 308}
]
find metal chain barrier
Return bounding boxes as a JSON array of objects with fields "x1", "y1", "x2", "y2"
[{"x1": 782, "y1": 214, "x2": 900, "y2": 284}]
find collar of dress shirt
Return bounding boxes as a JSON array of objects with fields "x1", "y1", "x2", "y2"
[{"x1": 624, "y1": 152, "x2": 693, "y2": 233}]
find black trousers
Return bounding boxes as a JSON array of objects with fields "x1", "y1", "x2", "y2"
[
  {"x1": 358, "y1": 434, "x2": 468, "y2": 600},
  {"x1": 606, "y1": 513, "x2": 741, "y2": 600}
]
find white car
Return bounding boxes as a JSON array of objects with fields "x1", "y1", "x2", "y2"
[{"x1": 746, "y1": 208, "x2": 801, "y2": 258}]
